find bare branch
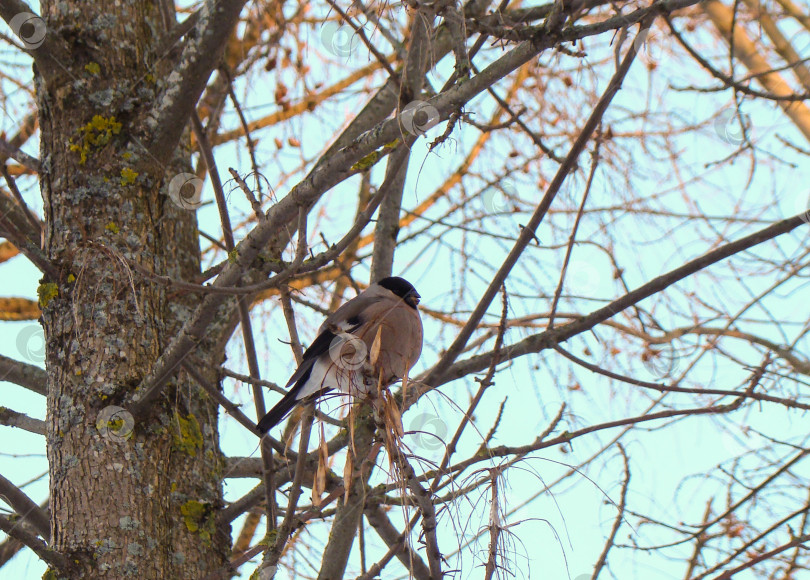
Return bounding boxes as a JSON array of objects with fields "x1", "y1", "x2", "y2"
[
  {"x1": 180, "y1": 361, "x2": 258, "y2": 434},
  {"x1": 0, "y1": 534, "x2": 25, "y2": 568},
  {"x1": 711, "y1": 534, "x2": 810, "y2": 580},
  {"x1": 0, "y1": 354, "x2": 46, "y2": 395},
  {"x1": 364, "y1": 503, "x2": 431, "y2": 580},
  {"x1": 0, "y1": 515, "x2": 65, "y2": 571},
  {"x1": 484, "y1": 468, "x2": 502, "y2": 580},
  {"x1": 420, "y1": 18, "x2": 650, "y2": 391},
  {"x1": 0, "y1": 209, "x2": 56, "y2": 278},
  {"x1": 317, "y1": 412, "x2": 377, "y2": 579},
  {"x1": 262, "y1": 407, "x2": 314, "y2": 573},
  {"x1": 0, "y1": 473, "x2": 49, "y2": 540},
  {"x1": 0, "y1": 0, "x2": 67, "y2": 78},
  {"x1": 397, "y1": 451, "x2": 442, "y2": 578},
  {"x1": 430, "y1": 214, "x2": 809, "y2": 390},
  {"x1": 2, "y1": 165, "x2": 40, "y2": 236},
  {"x1": 0, "y1": 138, "x2": 39, "y2": 173},
  {"x1": 370, "y1": 149, "x2": 410, "y2": 281},
  {"x1": 147, "y1": 0, "x2": 250, "y2": 160},
  {"x1": 0, "y1": 407, "x2": 44, "y2": 434},
  {"x1": 592, "y1": 445, "x2": 629, "y2": 579},
  {"x1": 703, "y1": 0, "x2": 810, "y2": 140}
]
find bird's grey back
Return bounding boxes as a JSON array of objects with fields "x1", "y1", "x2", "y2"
[{"x1": 318, "y1": 284, "x2": 391, "y2": 334}]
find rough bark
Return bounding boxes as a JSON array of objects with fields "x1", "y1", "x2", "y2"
[{"x1": 36, "y1": 1, "x2": 229, "y2": 576}]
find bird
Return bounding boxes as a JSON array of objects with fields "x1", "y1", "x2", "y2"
[{"x1": 257, "y1": 276, "x2": 423, "y2": 433}]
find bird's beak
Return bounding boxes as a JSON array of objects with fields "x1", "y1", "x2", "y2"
[{"x1": 406, "y1": 292, "x2": 421, "y2": 307}]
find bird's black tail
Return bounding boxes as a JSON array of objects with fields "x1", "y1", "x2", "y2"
[{"x1": 256, "y1": 390, "x2": 299, "y2": 434}]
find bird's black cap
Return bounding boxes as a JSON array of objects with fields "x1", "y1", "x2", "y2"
[{"x1": 378, "y1": 276, "x2": 419, "y2": 300}]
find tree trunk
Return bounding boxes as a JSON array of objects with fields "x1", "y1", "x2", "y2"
[{"x1": 36, "y1": 1, "x2": 229, "y2": 576}]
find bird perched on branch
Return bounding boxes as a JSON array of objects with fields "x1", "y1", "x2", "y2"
[{"x1": 256, "y1": 276, "x2": 423, "y2": 433}]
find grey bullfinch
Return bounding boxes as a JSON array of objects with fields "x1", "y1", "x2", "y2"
[{"x1": 257, "y1": 276, "x2": 423, "y2": 433}]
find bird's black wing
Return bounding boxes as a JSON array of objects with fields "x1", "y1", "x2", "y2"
[
  {"x1": 284, "y1": 311, "x2": 366, "y2": 389},
  {"x1": 256, "y1": 316, "x2": 365, "y2": 433}
]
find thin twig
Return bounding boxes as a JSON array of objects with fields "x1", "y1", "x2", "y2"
[
  {"x1": 712, "y1": 534, "x2": 810, "y2": 579},
  {"x1": 591, "y1": 444, "x2": 629, "y2": 578},
  {"x1": 280, "y1": 287, "x2": 304, "y2": 364},
  {"x1": 125, "y1": 185, "x2": 385, "y2": 297},
  {"x1": 429, "y1": 214, "x2": 808, "y2": 391},
  {"x1": 484, "y1": 466, "x2": 503, "y2": 580},
  {"x1": 228, "y1": 168, "x2": 264, "y2": 221},
  {"x1": 431, "y1": 286, "x2": 509, "y2": 493},
  {"x1": 325, "y1": 0, "x2": 399, "y2": 81},
  {"x1": 217, "y1": 365, "x2": 285, "y2": 396},
  {"x1": 194, "y1": 108, "x2": 280, "y2": 529},
  {"x1": 548, "y1": 138, "x2": 601, "y2": 328},
  {"x1": 262, "y1": 406, "x2": 315, "y2": 571},
  {"x1": 223, "y1": 65, "x2": 263, "y2": 196},
  {"x1": 419, "y1": 18, "x2": 651, "y2": 394},
  {"x1": 181, "y1": 361, "x2": 260, "y2": 434}
]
